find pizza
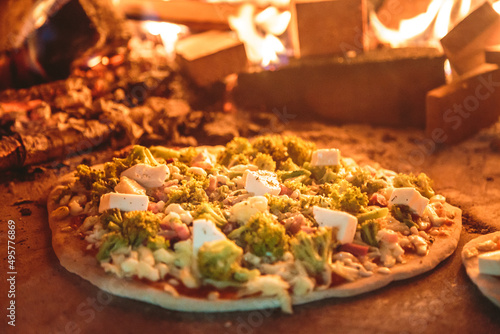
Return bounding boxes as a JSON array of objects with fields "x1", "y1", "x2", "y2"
[
  {"x1": 47, "y1": 135, "x2": 462, "y2": 313},
  {"x1": 462, "y1": 232, "x2": 500, "y2": 308}
]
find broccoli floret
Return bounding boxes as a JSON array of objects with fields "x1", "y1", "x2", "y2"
[
  {"x1": 391, "y1": 205, "x2": 418, "y2": 228},
  {"x1": 192, "y1": 202, "x2": 227, "y2": 227},
  {"x1": 96, "y1": 232, "x2": 129, "y2": 261},
  {"x1": 198, "y1": 239, "x2": 259, "y2": 282},
  {"x1": 393, "y1": 173, "x2": 435, "y2": 199},
  {"x1": 253, "y1": 153, "x2": 276, "y2": 171},
  {"x1": 279, "y1": 158, "x2": 299, "y2": 171},
  {"x1": 290, "y1": 228, "x2": 335, "y2": 278},
  {"x1": 75, "y1": 164, "x2": 118, "y2": 203},
  {"x1": 75, "y1": 164, "x2": 104, "y2": 190},
  {"x1": 318, "y1": 181, "x2": 368, "y2": 214},
  {"x1": 149, "y1": 146, "x2": 180, "y2": 161},
  {"x1": 304, "y1": 163, "x2": 340, "y2": 184},
  {"x1": 100, "y1": 209, "x2": 123, "y2": 231},
  {"x1": 210, "y1": 185, "x2": 231, "y2": 202},
  {"x1": 283, "y1": 136, "x2": 316, "y2": 166},
  {"x1": 122, "y1": 211, "x2": 160, "y2": 247},
  {"x1": 360, "y1": 220, "x2": 380, "y2": 247},
  {"x1": 107, "y1": 145, "x2": 160, "y2": 179},
  {"x1": 299, "y1": 195, "x2": 334, "y2": 211},
  {"x1": 147, "y1": 235, "x2": 170, "y2": 251},
  {"x1": 251, "y1": 135, "x2": 288, "y2": 163},
  {"x1": 172, "y1": 160, "x2": 189, "y2": 174},
  {"x1": 283, "y1": 179, "x2": 309, "y2": 194},
  {"x1": 229, "y1": 212, "x2": 289, "y2": 262},
  {"x1": 266, "y1": 195, "x2": 301, "y2": 218},
  {"x1": 178, "y1": 147, "x2": 198, "y2": 164},
  {"x1": 83, "y1": 146, "x2": 160, "y2": 203},
  {"x1": 339, "y1": 186, "x2": 369, "y2": 214},
  {"x1": 217, "y1": 137, "x2": 252, "y2": 166},
  {"x1": 166, "y1": 179, "x2": 209, "y2": 207},
  {"x1": 348, "y1": 168, "x2": 387, "y2": 195}
]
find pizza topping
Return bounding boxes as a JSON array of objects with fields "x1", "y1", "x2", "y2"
[
  {"x1": 360, "y1": 220, "x2": 380, "y2": 247},
  {"x1": 192, "y1": 219, "x2": 227, "y2": 254},
  {"x1": 51, "y1": 206, "x2": 70, "y2": 221},
  {"x1": 198, "y1": 239, "x2": 259, "y2": 283},
  {"x1": 114, "y1": 176, "x2": 146, "y2": 195},
  {"x1": 313, "y1": 206, "x2": 357, "y2": 244},
  {"x1": 478, "y1": 250, "x2": 500, "y2": 276},
  {"x1": 377, "y1": 229, "x2": 405, "y2": 267},
  {"x1": 408, "y1": 235, "x2": 429, "y2": 256},
  {"x1": 60, "y1": 135, "x2": 461, "y2": 312},
  {"x1": 165, "y1": 203, "x2": 193, "y2": 224},
  {"x1": 476, "y1": 240, "x2": 499, "y2": 252},
  {"x1": 229, "y1": 212, "x2": 289, "y2": 263},
  {"x1": 392, "y1": 173, "x2": 435, "y2": 199},
  {"x1": 98, "y1": 193, "x2": 149, "y2": 213},
  {"x1": 244, "y1": 170, "x2": 281, "y2": 196},
  {"x1": 310, "y1": 148, "x2": 341, "y2": 167},
  {"x1": 388, "y1": 187, "x2": 429, "y2": 217},
  {"x1": 121, "y1": 163, "x2": 169, "y2": 188},
  {"x1": 230, "y1": 196, "x2": 269, "y2": 225},
  {"x1": 238, "y1": 275, "x2": 292, "y2": 313},
  {"x1": 290, "y1": 228, "x2": 336, "y2": 281}
]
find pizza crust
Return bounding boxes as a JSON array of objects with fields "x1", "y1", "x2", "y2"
[
  {"x1": 48, "y1": 168, "x2": 462, "y2": 313},
  {"x1": 462, "y1": 232, "x2": 500, "y2": 308}
]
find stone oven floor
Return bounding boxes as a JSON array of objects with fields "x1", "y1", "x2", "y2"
[{"x1": 1, "y1": 121, "x2": 499, "y2": 333}]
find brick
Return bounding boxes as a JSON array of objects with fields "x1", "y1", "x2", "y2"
[
  {"x1": 289, "y1": 0, "x2": 367, "y2": 58},
  {"x1": 441, "y1": 2, "x2": 500, "y2": 75},
  {"x1": 234, "y1": 47, "x2": 445, "y2": 128},
  {"x1": 175, "y1": 30, "x2": 247, "y2": 87},
  {"x1": 486, "y1": 45, "x2": 500, "y2": 65},
  {"x1": 426, "y1": 64, "x2": 500, "y2": 145},
  {"x1": 119, "y1": 0, "x2": 237, "y2": 30}
]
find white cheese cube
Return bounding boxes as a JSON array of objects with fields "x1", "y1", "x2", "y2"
[
  {"x1": 98, "y1": 193, "x2": 149, "y2": 213},
  {"x1": 388, "y1": 187, "x2": 429, "y2": 216},
  {"x1": 230, "y1": 196, "x2": 268, "y2": 224},
  {"x1": 114, "y1": 176, "x2": 146, "y2": 195},
  {"x1": 244, "y1": 170, "x2": 281, "y2": 196},
  {"x1": 310, "y1": 149, "x2": 341, "y2": 167},
  {"x1": 313, "y1": 206, "x2": 357, "y2": 244},
  {"x1": 192, "y1": 219, "x2": 227, "y2": 255},
  {"x1": 121, "y1": 163, "x2": 169, "y2": 188},
  {"x1": 478, "y1": 250, "x2": 500, "y2": 276}
]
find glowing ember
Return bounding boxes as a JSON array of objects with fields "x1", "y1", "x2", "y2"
[
  {"x1": 370, "y1": 0, "x2": 475, "y2": 49},
  {"x1": 229, "y1": 4, "x2": 289, "y2": 67},
  {"x1": 87, "y1": 55, "x2": 102, "y2": 68}
]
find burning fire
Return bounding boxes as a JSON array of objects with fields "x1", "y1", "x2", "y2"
[
  {"x1": 142, "y1": 21, "x2": 188, "y2": 56},
  {"x1": 229, "y1": 4, "x2": 290, "y2": 67},
  {"x1": 370, "y1": 0, "x2": 479, "y2": 49},
  {"x1": 371, "y1": 0, "x2": 500, "y2": 49}
]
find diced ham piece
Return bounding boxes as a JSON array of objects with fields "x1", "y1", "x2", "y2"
[
  {"x1": 173, "y1": 222, "x2": 191, "y2": 240},
  {"x1": 207, "y1": 175, "x2": 217, "y2": 193},
  {"x1": 159, "y1": 219, "x2": 191, "y2": 241},
  {"x1": 282, "y1": 214, "x2": 306, "y2": 235},
  {"x1": 369, "y1": 193, "x2": 387, "y2": 207},
  {"x1": 279, "y1": 184, "x2": 293, "y2": 196},
  {"x1": 300, "y1": 225, "x2": 317, "y2": 234},
  {"x1": 339, "y1": 243, "x2": 369, "y2": 257}
]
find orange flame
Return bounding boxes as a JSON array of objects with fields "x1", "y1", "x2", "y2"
[
  {"x1": 229, "y1": 4, "x2": 289, "y2": 67},
  {"x1": 142, "y1": 21, "x2": 188, "y2": 56},
  {"x1": 494, "y1": 0, "x2": 500, "y2": 13},
  {"x1": 370, "y1": 0, "x2": 475, "y2": 49}
]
